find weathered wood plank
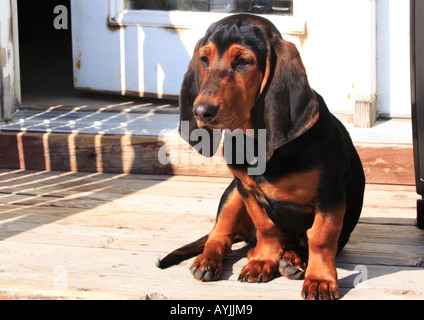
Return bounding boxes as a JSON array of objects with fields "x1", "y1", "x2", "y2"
[
  {"x1": 1, "y1": 202, "x2": 422, "y2": 267},
  {"x1": 0, "y1": 239, "x2": 423, "y2": 300},
  {"x1": 0, "y1": 175, "x2": 231, "y2": 200},
  {"x1": 0, "y1": 286, "x2": 137, "y2": 300}
]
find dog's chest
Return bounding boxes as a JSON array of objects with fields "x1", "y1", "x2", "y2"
[
  {"x1": 258, "y1": 169, "x2": 321, "y2": 205},
  {"x1": 252, "y1": 171, "x2": 320, "y2": 233}
]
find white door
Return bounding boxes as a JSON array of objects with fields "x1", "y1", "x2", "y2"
[
  {"x1": 71, "y1": 0, "x2": 305, "y2": 99},
  {"x1": 0, "y1": 0, "x2": 20, "y2": 119}
]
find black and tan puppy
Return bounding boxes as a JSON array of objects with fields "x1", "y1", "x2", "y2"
[{"x1": 158, "y1": 14, "x2": 365, "y2": 300}]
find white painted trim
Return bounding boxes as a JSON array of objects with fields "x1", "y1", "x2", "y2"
[
  {"x1": 11, "y1": 0, "x2": 20, "y2": 105},
  {"x1": 109, "y1": 0, "x2": 306, "y2": 34},
  {"x1": 0, "y1": 0, "x2": 20, "y2": 118}
]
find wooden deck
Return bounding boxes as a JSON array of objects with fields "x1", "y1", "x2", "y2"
[{"x1": 0, "y1": 168, "x2": 423, "y2": 300}]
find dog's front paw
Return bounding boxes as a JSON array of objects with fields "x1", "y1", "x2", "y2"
[
  {"x1": 238, "y1": 258, "x2": 278, "y2": 283},
  {"x1": 301, "y1": 276, "x2": 339, "y2": 300},
  {"x1": 189, "y1": 254, "x2": 222, "y2": 281}
]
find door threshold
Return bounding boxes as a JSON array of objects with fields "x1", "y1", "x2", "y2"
[{"x1": 0, "y1": 105, "x2": 413, "y2": 144}]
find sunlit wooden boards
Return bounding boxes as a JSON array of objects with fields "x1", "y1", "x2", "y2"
[{"x1": 0, "y1": 170, "x2": 422, "y2": 300}]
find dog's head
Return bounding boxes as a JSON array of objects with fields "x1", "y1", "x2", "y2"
[{"x1": 179, "y1": 14, "x2": 319, "y2": 159}]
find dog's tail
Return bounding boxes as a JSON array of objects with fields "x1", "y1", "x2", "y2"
[{"x1": 156, "y1": 235, "x2": 208, "y2": 269}]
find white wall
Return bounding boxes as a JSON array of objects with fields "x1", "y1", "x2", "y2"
[{"x1": 284, "y1": 0, "x2": 377, "y2": 114}]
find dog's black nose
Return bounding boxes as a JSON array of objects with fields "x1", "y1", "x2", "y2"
[{"x1": 193, "y1": 103, "x2": 219, "y2": 123}]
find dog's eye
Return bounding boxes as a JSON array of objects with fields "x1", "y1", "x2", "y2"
[
  {"x1": 234, "y1": 58, "x2": 252, "y2": 71},
  {"x1": 200, "y1": 56, "x2": 209, "y2": 70}
]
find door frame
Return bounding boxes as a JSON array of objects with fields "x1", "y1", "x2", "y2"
[{"x1": 0, "y1": 0, "x2": 20, "y2": 120}]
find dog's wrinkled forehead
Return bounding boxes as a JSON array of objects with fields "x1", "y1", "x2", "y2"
[{"x1": 201, "y1": 16, "x2": 269, "y2": 71}]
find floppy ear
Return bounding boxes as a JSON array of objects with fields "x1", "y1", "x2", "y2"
[
  {"x1": 178, "y1": 39, "x2": 222, "y2": 157},
  {"x1": 258, "y1": 39, "x2": 319, "y2": 160}
]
